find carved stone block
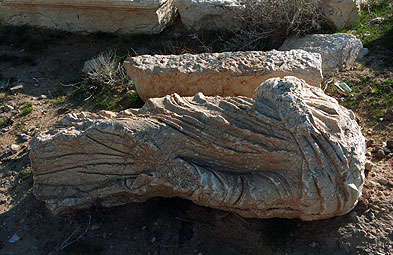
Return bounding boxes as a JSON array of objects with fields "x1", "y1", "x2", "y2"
[{"x1": 30, "y1": 76, "x2": 365, "y2": 220}]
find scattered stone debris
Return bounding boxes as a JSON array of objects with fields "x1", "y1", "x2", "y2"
[
  {"x1": 368, "y1": 17, "x2": 385, "y2": 26},
  {"x1": 375, "y1": 149, "x2": 386, "y2": 160},
  {"x1": 3, "y1": 105, "x2": 14, "y2": 113},
  {"x1": 9, "y1": 84, "x2": 23, "y2": 93}
]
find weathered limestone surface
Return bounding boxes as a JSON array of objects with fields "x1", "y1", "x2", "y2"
[
  {"x1": 175, "y1": 0, "x2": 241, "y2": 31},
  {"x1": 30, "y1": 76, "x2": 365, "y2": 220},
  {"x1": 279, "y1": 33, "x2": 363, "y2": 76},
  {"x1": 0, "y1": 0, "x2": 177, "y2": 34},
  {"x1": 320, "y1": 0, "x2": 366, "y2": 29},
  {"x1": 124, "y1": 50, "x2": 323, "y2": 101}
]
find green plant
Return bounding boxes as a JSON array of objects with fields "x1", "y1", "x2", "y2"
[
  {"x1": 331, "y1": 0, "x2": 393, "y2": 52},
  {"x1": 18, "y1": 168, "x2": 31, "y2": 180},
  {"x1": 0, "y1": 118, "x2": 12, "y2": 128},
  {"x1": 72, "y1": 51, "x2": 144, "y2": 112},
  {"x1": 21, "y1": 102, "x2": 33, "y2": 115}
]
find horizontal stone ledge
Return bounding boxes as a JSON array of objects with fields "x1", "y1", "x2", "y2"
[
  {"x1": 0, "y1": 0, "x2": 177, "y2": 34},
  {"x1": 124, "y1": 49, "x2": 323, "y2": 101},
  {"x1": 2, "y1": 0, "x2": 167, "y2": 9}
]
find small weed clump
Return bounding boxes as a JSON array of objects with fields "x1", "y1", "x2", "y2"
[
  {"x1": 224, "y1": 0, "x2": 321, "y2": 50},
  {"x1": 72, "y1": 51, "x2": 143, "y2": 112},
  {"x1": 18, "y1": 168, "x2": 31, "y2": 180},
  {"x1": 21, "y1": 102, "x2": 33, "y2": 115},
  {"x1": 331, "y1": 77, "x2": 393, "y2": 123}
]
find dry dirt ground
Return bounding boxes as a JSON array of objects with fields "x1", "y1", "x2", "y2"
[{"x1": 0, "y1": 24, "x2": 392, "y2": 255}]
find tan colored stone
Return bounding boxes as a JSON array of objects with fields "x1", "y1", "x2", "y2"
[
  {"x1": 0, "y1": 0, "x2": 177, "y2": 34},
  {"x1": 124, "y1": 50, "x2": 323, "y2": 101},
  {"x1": 175, "y1": 0, "x2": 241, "y2": 31},
  {"x1": 279, "y1": 33, "x2": 363, "y2": 76},
  {"x1": 320, "y1": 0, "x2": 366, "y2": 29},
  {"x1": 30, "y1": 76, "x2": 365, "y2": 220}
]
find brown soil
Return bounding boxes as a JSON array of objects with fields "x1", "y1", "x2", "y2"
[{"x1": 0, "y1": 24, "x2": 392, "y2": 255}]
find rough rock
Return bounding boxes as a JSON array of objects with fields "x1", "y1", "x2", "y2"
[
  {"x1": 0, "y1": 0, "x2": 177, "y2": 34},
  {"x1": 30, "y1": 76, "x2": 365, "y2": 221},
  {"x1": 279, "y1": 33, "x2": 363, "y2": 76},
  {"x1": 175, "y1": 0, "x2": 241, "y2": 31},
  {"x1": 124, "y1": 50, "x2": 323, "y2": 101},
  {"x1": 320, "y1": 0, "x2": 366, "y2": 29}
]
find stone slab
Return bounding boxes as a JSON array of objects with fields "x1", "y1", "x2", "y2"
[
  {"x1": 124, "y1": 50, "x2": 323, "y2": 101},
  {"x1": 279, "y1": 33, "x2": 363, "y2": 76},
  {"x1": 0, "y1": 0, "x2": 177, "y2": 34}
]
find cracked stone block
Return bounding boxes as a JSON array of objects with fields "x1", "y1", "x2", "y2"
[
  {"x1": 30, "y1": 76, "x2": 365, "y2": 220},
  {"x1": 123, "y1": 50, "x2": 323, "y2": 101},
  {"x1": 0, "y1": 0, "x2": 177, "y2": 34},
  {"x1": 279, "y1": 33, "x2": 363, "y2": 76}
]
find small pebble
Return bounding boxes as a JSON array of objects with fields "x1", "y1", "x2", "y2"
[
  {"x1": 366, "y1": 139, "x2": 374, "y2": 147},
  {"x1": 382, "y1": 147, "x2": 391, "y2": 155},
  {"x1": 365, "y1": 161, "x2": 374, "y2": 171},
  {"x1": 378, "y1": 179, "x2": 388, "y2": 186},
  {"x1": 151, "y1": 237, "x2": 157, "y2": 243},
  {"x1": 9, "y1": 85, "x2": 23, "y2": 92},
  {"x1": 10, "y1": 144, "x2": 20, "y2": 152},
  {"x1": 3, "y1": 105, "x2": 14, "y2": 113},
  {"x1": 20, "y1": 133, "x2": 31, "y2": 141},
  {"x1": 365, "y1": 152, "x2": 372, "y2": 157},
  {"x1": 39, "y1": 95, "x2": 47, "y2": 100},
  {"x1": 309, "y1": 241, "x2": 318, "y2": 248},
  {"x1": 368, "y1": 17, "x2": 385, "y2": 25},
  {"x1": 375, "y1": 149, "x2": 385, "y2": 160}
]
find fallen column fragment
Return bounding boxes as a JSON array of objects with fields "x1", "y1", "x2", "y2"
[
  {"x1": 30, "y1": 76, "x2": 365, "y2": 220},
  {"x1": 123, "y1": 50, "x2": 323, "y2": 101},
  {"x1": 0, "y1": 0, "x2": 177, "y2": 34}
]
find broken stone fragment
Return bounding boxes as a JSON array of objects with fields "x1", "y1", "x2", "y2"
[
  {"x1": 320, "y1": 0, "x2": 366, "y2": 29},
  {"x1": 0, "y1": 0, "x2": 177, "y2": 34},
  {"x1": 124, "y1": 50, "x2": 323, "y2": 101},
  {"x1": 175, "y1": 0, "x2": 241, "y2": 31},
  {"x1": 279, "y1": 33, "x2": 363, "y2": 76},
  {"x1": 30, "y1": 76, "x2": 365, "y2": 220}
]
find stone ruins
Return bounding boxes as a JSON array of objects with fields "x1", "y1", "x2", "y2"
[{"x1": 30, "y1": 77, "x2": 365, "y2": 220}]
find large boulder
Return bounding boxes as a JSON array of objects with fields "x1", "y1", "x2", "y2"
[
  {"x1": 279, "y1": 33, "x2": 363, "y2": 76},
  {"x1": 0, "y1": 0, "x2": 177, "y2": 34},
  {"x1": 320, "y1": 0, "x2": 366, "y2": 29},
  {"x1": 123, "y1": 50, "x2": 323, "y2": 101},
  {"x1": 175, "y1": 0, "x2": 241, "y2": 31},
  {"x1": 30, "y1": 76, "x2": 365, "y2": 221}
]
